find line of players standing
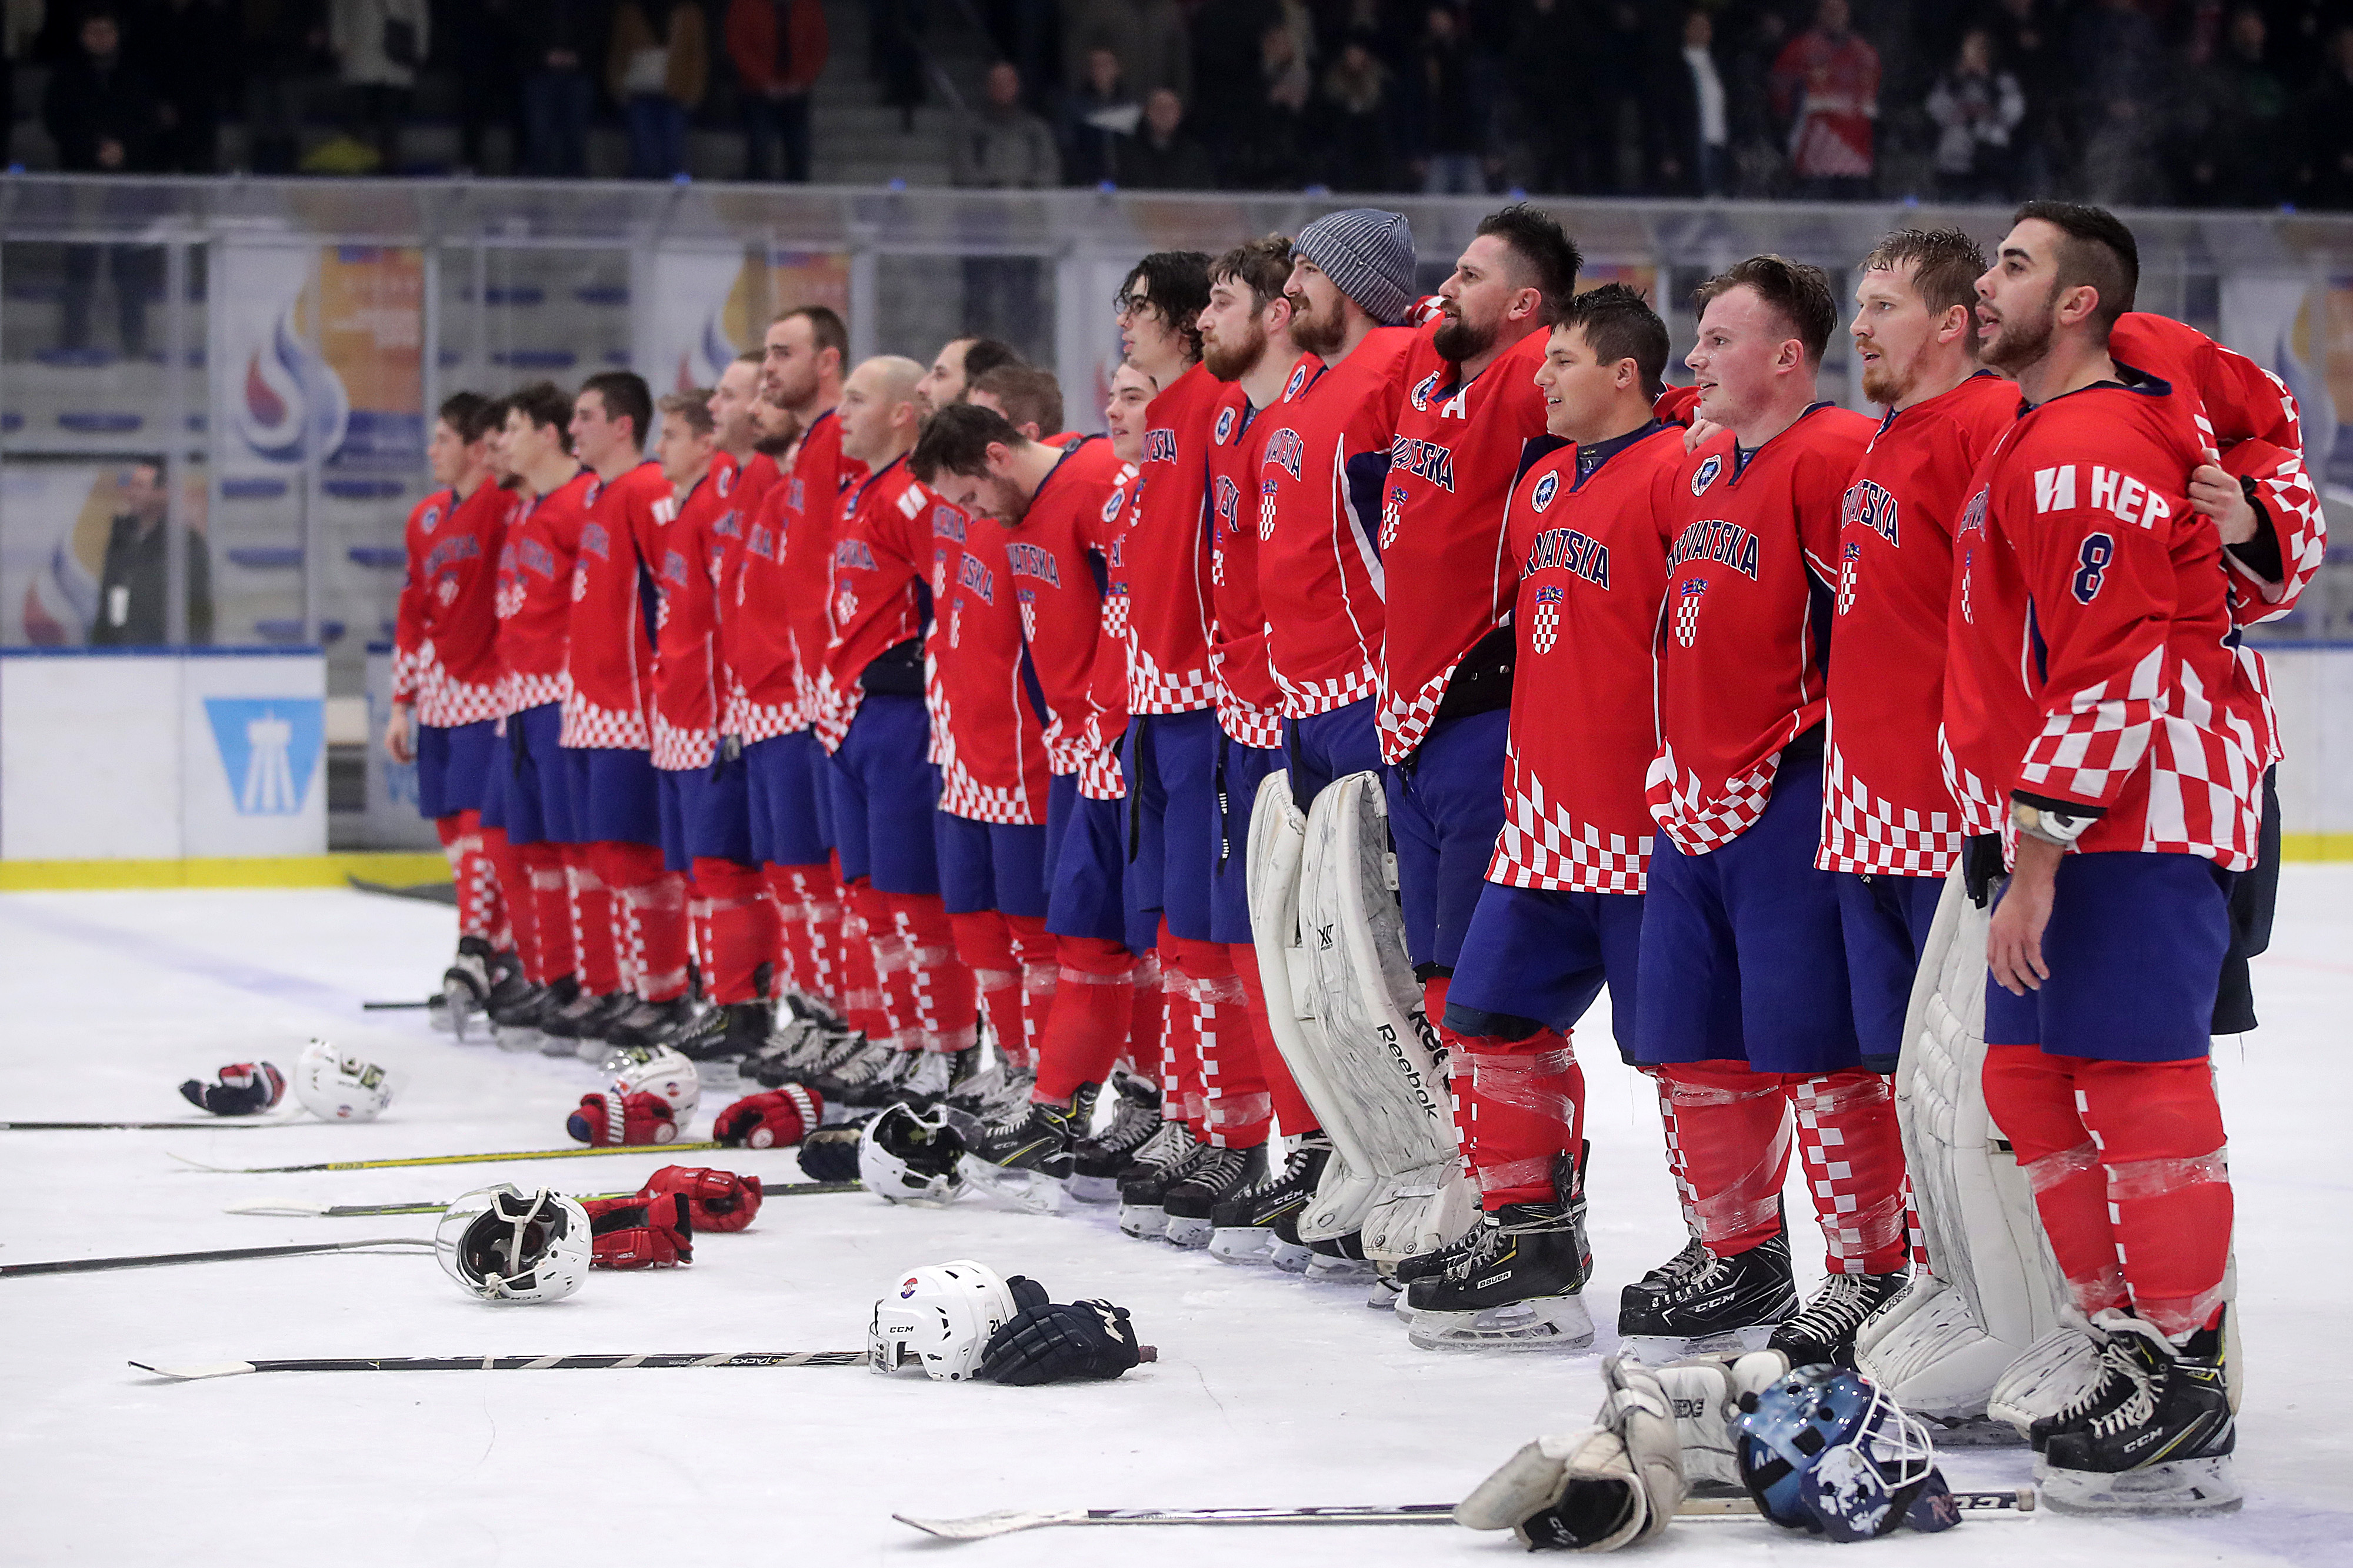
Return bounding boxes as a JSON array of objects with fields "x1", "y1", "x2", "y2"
[{"x1": 389, "y1": 201, "x2": 2319, "y2": 1480}]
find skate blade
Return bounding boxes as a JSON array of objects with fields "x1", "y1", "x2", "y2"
[
  {"x1": 1118, "y1": 1203, "x2": 1169, "y2": 1240},
  {"x1": 1163, "y1": 1216, "x2": 1213, "y2": 1250},
  {"x1": 2037, "y1": 1456, "x2": 2242, "y2": 1516},
  {"x1": 1365, "y1": 1276, "x2": 1402, "y2": 1312},
  {"x1": 956, "y1": 1157, "x2": 1067, "y2": 1216},
  {"x1": 1268, "y1": 1238, "x2": 1314, "y2": 1273},
  {"x1": 1207, "y1": 1226, "x2": 1276, "y2": 1265},
  {"x1": 1617, "y1": 1326, "x2": 1781, "y2": 1363},
  {"x1": 1407, "y1": 1296, "x2": 1597, "y2": 1353},
  {"x1": 1067, "y1": 1175, "x2": 1120, "y2": 1205},
  {"x1": 1304, "y1": 1254, "x2": 1377, "y2": 1283},
  {"x1": 1921, "y1": 1414, "x2": 2030, "y2": 1449}
]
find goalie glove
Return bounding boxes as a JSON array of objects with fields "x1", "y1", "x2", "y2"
[
  {"x1": 710, "y1": 1086, "x2": 822, "y2": 1150},
  {"x1": 975, "y1": 1293, "x2": 1145, "y2": 1386},
  {"x1": 583, "y1": 1192, "x2": 692, "y2": 1268},
  {"x1": 178, "y1": 1061, "x2": 287, "y2": 1117},
  {"x1": 798, "y1": 1121, "x2": 866, "y2": 1183},
  {"x1": 642, "y1": 1165, "x2": 763, "y2": 1232},
  {"x1": 1455, "y1": 1358, "x2": 1686, "y2": 1552},
  {"x1": 1655, "y1": 1355, "x2": 1772, "y2": 1492},
  {"x1": 566, "y1": 1090, "x2": 678, "y2": 1147}
]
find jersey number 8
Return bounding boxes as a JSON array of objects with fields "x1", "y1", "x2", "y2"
[{"x1": 2071, "y1": 533, "x2": 2114, "y2": 605}]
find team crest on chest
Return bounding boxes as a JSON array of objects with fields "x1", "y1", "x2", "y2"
[
  {"x1": 1673, "y1": 579, "x2": 1708, "y2": 646},
  {"x1": 1837, "y1": 541, "x2": 1861, "y2": 615},
  {"x1": 1215, "y1": 407, "x2": 1237, "y2": 444},
  {"x1": 1529, "y1": 585, "x2": 1564, "y2": 655},
  {"x1": 421, "y1": 504, "x2": 444, "y2": 534},
  {"x1": 1531, "y1": 471, "x2": 1559, "y2": 512},
  {"x1": 1284, "y1": 364, "x2": 1310, "y2": 401},
  {"x1": 1690, "y1": 454, "x2": 1722, "y2": 496}
]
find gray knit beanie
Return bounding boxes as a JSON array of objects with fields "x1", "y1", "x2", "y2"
[{"x1": 1291, "y1": 208, "x2": 1416, "y2": 328}]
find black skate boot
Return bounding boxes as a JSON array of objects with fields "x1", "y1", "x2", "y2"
[
  {"x1": 955, "y1": 1090, "x2": 1091, "y2": 1213},
  {"x1": 537, "y1": 987, "x2": 632, "y2": 1049},
  {"x1": 489, "y1": 973, "x2": 573, "y2": 1052},
  {"x1": 746, "y1": 1006, "x2": 854, "y2": 1088},
  {"x1": 882, "y1": 1043, "x2": 978, "y2": 1110},
  {"x1": 2028, "y1": 1326, "x2": 2145, "y2": 1453},
  {"x1": 485, "y1": 949, "x2": 531, "y2": 1011},
  {"x1": 604, "y1": 994, "x2": 704, "y2": 1051},
  {"x1": 1071, "y1": 1072, "x2": 1164, "y2": 1202},
  {"x1": 1116, "y1": 1121, "x2": 1205, "y2": 1240},
  {"x1": 1768, "y1": 1267, "x2": 1911, "y2": 1367},
  {"x1": 1162, "y1": 1142, "x2": 1268, "y2": 1250},
  {"x1": 1208, "y1": 1133, "x2": 1332, "y2": 1267},
  {"x1": 1614, "y1": 1229, "x2": 1798, "y2": 1359},
  {"x1": 1404, "y1": 1197, "x2": 1595, "y2": 1352},
  {"x1": 2041, "y1": 1315, "x2": 2238, "y2": 1514},
  {"x1": 440, "y1": 936, "x2": 499, "y2": 1040},
  {"x1": 829, "y1": 1042, "x2": 918, "y2": 1110},
  {"x1": 672, "y1": 999, "x2": 774, "y2": 1062}
]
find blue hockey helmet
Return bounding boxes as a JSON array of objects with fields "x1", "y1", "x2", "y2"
[{"x1": 1734, "y1": 1364, "x2": 1962, "y2": 1542}]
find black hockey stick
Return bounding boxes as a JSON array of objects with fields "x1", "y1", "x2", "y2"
[
  {"x1": 132, "y1": 1350, "x2": 868, "y2": 1380},
  {"x1": 225, "y1": 1181, "x2": 863, "y2": 1217},
  {"x1": 4, "y1": 1238, "x2": 432, "y2": 1279},
  {"x1": 894, "y1": 1489, "x2": 2039, "y2": 1540}
]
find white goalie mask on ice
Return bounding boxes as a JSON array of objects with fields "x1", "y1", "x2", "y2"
[
  {"x1": 613, "y1": 1046, "x2": 701, "y2": 1119},
  {"x1": 435, "y1": 1185, "x2": 592, "y2": 1304},
  {"x1": 293, "y1": 1038, "x2": 396, "y2": 1122},
  {"x1": 868, "y1": 1260, "x2": 1026, "y2": 1382}
]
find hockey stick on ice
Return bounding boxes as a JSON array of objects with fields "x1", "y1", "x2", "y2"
[
  {"x1": 892, "y1": 1490, "x2": 2039, "y2": 1540},
  {"x1": 1, "y1": 1117, "x2": 301, "y2": 1131},
  {"x1": 360, "y1": 1000, "x2": 436, "y2": 1011},
  {"x1": 132, "y1": 1350, "x2": 868, "y2": 1380},
  {"x1": 225, "y1": 1181, "x2": 864, "y2": 1217},
  {"x1": 170, "y1": 1141, "x2": 746, "y2": 1173},
  {"x1": 3, "y1": 1238, "x2": 433, "y2": 1278}
]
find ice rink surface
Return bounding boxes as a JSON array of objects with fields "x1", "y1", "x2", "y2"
[{"x1": 2, "y1": 870, "x2": 2347, "y2": 1567}]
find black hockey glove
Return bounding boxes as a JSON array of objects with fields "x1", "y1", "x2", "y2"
[
  {"x1": 796, "y1": 1122, "x2": 866, "y2": 1183},
  {"x1": 1962, "y1": 833, "x2": 2005, "y2": 908},
  {"x1": 179, "y1": 1061, "x2": 287, "y2": 1116},
  {"x1": 976, "y1": 1299, "x2": 1145, "y2": 1386}
]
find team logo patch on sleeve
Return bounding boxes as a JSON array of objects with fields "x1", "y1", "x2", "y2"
[
  {"x1": 1690, "y1": 454, "x2": 1723, "y2": 496},
  {"x1": 1531, "y1": 471, "x2": 1559, "y2": 512},
  {"x1": 1214, "y1": 407, "x2": 1237, "y2": 444}
]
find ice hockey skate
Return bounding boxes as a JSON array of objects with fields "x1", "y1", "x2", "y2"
[
  {"x1": 1404, "y1": 1197, "x2": 1594, "y2": 1353},
  {"x1": 1614, "y1": 1230, "x2": 1799, "y2": 1360},
  {"x1": 671, "y1": 999, "x2": 773, "y2": 1063},
  {"x1": 1116, "y1": 1122, "x2": 1204, "y2": 1240},
  {"x1": 485, "y1": 974, "x2": 574, "y2": 1053},
  {"x1": 602, "y1": 994, "x2": 703, "y2": 1050},
  {"x1": 953, "y1": 1090, "x2": 1090, "y2": 1215},
  {"x1": 2038, "y1": 1313, "x2": 2239, "y2": 1514},
  {"x1": 1161, "y1": 1143, "x2": 1265, "y2": 1250},
  {"x1": 1769, "y1": 1267, "x2": 1911, "y2": 1367},
  {"x1": 1208, "y1": 1136, "x2": 1331, "y2": 1267},
  {"x1": 1069, "y1": 1072, "x2": 1162, "y2": 1203}
]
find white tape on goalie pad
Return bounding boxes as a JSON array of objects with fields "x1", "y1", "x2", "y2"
[{"x1": 1289, "y1": 772, "x2": 1459, "y2": 1260}]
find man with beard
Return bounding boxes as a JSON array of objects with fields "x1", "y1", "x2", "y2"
[
  {"x1": 1376, "y1": 208, "x2": 1581, "y2": 1274},
  {"x1": 1945, "y1": 202, "x2": 2258, "y2": 1512},
  {"x1": 915, "y1": 336, "x2": 1025, "y2": 417}
]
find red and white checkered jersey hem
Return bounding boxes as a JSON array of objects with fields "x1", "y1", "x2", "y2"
[
  {"x1": 1376, "y1": 663, "x2": 1457, "y2": 764},
  {"x1": 499, "y1": 669, "x2": 569, "y2": 719},
  {"x1": 1126, "y1": 642, "x2": 1216, "y2": 716},
  {"x1": 1645, "y1": 744, "x2": 1778, "y2": 855},
  {"x1": 1274, "y1": 660, "x2": 1378, "y2": 720},
  {"x1": 560, "y1": 689, "x2": 651, "y2": 750},
  {"x1": 652, "y1": 711, "x2": 717, "y2": 771},
  {"x1": 1487, "y1": 780, "x2": 1652, "y2": 894},
  {"x1": 1815, "y1": 736, "x2": 1964, "y2": 878},
  {"x1": 1216, "y1": 690, "x2": 1285, "y2": 750}
]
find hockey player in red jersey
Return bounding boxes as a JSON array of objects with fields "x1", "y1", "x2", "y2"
[
  {"x1": 813, "y1": 355, "x2": 978, "y2": 1103},
  {"x1": 1619, "y1": 257, "x2": 1903, "y2": 1367},
  {"x1": 1404, "y1": 286, "x2": 1687, "y2": 1350},
  {"x1": 387, "y1": 391, "x2": 526, "y2": 1028},
  {"x1": 1954, "y1": 205, "x2": 2256, "y2": 1509},
  {"x1": 1823, "y1": 229, "x2": 2018, "y2": 1068}
]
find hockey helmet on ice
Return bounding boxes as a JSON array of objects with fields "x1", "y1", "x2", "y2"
[
  {"x1": 435, "y1": 1185, "x2": 592, "y2": 1304},
  {"x1": 612, "y1": 1046, "x2": 701, "y2": 1120},
  {"x1": 868, "y1": 1260, "x2": 1045, "y2": 1382},
  {"x1": 292, "y1": 1038, "x2": 396, "y2": 1122},
  {"x1": 857, "y1": 1102, "x2": 966, "y2": 1207},
  {"x1": 1735, "y1": 1363, "x2": 1961, "y2": 1542}
]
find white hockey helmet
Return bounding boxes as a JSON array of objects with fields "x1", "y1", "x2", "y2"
[
  {"x1": 614, "y1": 1046, "x2": 701, "y2": 1120},
  {"x1": 857, "y1": 1102, "x2": 967, "y2": 1207},
  {"x1": 868, "y1": 1260, "x2": 1021, "y2": 1382},
  {"x1": 435, "y1": 1185, "x2": 592, "y2": 1304},
  {"x1": 292, "y1": 1038, "x2": 396, "y2": 1122}
]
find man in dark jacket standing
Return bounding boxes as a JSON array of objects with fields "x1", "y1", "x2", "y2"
[
  {"x1": 42, "y1": 8, "x2": 166, "y2": 359},
  {"x1": 90, "y1": 461, "x2": 215, "y2": 647}
]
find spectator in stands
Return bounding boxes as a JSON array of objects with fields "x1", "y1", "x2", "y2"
[
  {"x1": 1925, "y1": 25, "x2": 2022, "y2": 201},
  {"x1": 1657, "y1": 7, "x2": 1730, "y2": 196},
  {"x1": 610, "y1": 0, "x2": 708, "y2": 178},
  {"x1": 329, "y1": 0, "x2": 429, "y2": 171},
  {"x1": 1505, "y1": 0, "x2": 1586, "y2": 195},
  {"x1": 979, "y1": 0, "x2": 1057, "y2": 110},
  {"x1": 1123, "y1": 87, "x2": 1214, "y2": 188},
  {"x1": 1979, "y1": 0, "x2": 2068, "y2": 198},
  {"x1": 1771, "y1": 0, "x2": 1880, "y2": 199},
  {"x1": 1318, "y1": 28, "x2": 1395, "y2": 192},
  {"x1": 1063, "y1": 0, "x2": 1191, "y2": 105},
  {"x1": 727, "y1": 0, "x2": 828, "y2": 182},
  {"x1": 1401, "y1": 4, "x2": 1482, "y2": 194},
  {"x1": 515, "y1": 0, "x2": 599, "y2": 176},
  {"x1": 1060, "y1": 45, "x2": 1141, "y2": 186},
  {"x1": 953, "y1": 63, "x2": 1057, "y2": 344},
  {"x1": 2298, "y1": 24, "x2": 2353, "y2": 209},
  {"x1": 44, "y1": 6, "x2": 168, "y2": 358},
  {"x1": 2180, "y1": 6, "x2": 2290, "y2": 208},
  {"x1": 2071, "y1": 0, "x2": 2167, "y2": 205},
  {"x1": 137, "y1": 0, "x2": 236, "y2": 171},
  {"x1": 91, "y1": 461, "x2": 214, "y2": 647}
]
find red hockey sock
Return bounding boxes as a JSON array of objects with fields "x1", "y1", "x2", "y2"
[
  {"x1": 1034, "y1": 936, "x2": 1135, "y2": 1101},
  {"x1": 949, "y1": 909, "x2": 1024, "y2": 1066},
  {"x1": 801, "y1": 862, "x2": 842, "y2": 1010},
  {"x1": 1657, "y1": 1059, "x2": 1791, "y2": 1257},
  {"x1": 835, "y1": 879, "x2": 894, "y2": 1045},
  {"x1": 1163, "y1": 935, "x2": 1267, "y2": 1149},
  {"x1": 1230, "y1": 946, "x2": 1318, "y2": 1135},
  {"x1": 1450, "y1": 1017, "x2": 1586, "y2": 1210},
  {"x1": 760, "y1": 865, "x2": 808, "y2": 999},
  {"x1": 1783, "y1": 1068, "x2": 1909, "y2": 1275},
  {"x1": 2075, "y1": 1057, "x2": 2232, "y2": 1339},
  {"x1": 438, "y1": 810, "x2": 502, "y2": 945},
  {"x1": 1149, "y1": 925, "x2": 1207, "y2": 1132},
  {"x1": 1648, "y1": 1068, "x2": 1701, "y2": 1235},
  {"x1": 1129, "y1": 949, "x2": 1166, "y2": 1089},
  {"x1": 1005, "y1": 913, "x2": 1056, "y2": 1073},
  {"x1": 694, "y1": 857, "x2": 775, "y2": 1006},
  {"x1": 885, "y1": 890, "x2": 976, "y2": 1052},
  {"x1": 590, "y1": 842, "x2": 689, "y2": 1002},
  {"x1": 565, "y1": 848, "x2": 622, "y2": 996},
  {"x1": 519, "y1": 843, "x2": 573, "y2": 986},
  {"x1": 1983, "y1": 1044, "x2": 2130, "y2": 1320},
  {"x1": 482, "y1": 825, "x2": 534, "y2": 976}
]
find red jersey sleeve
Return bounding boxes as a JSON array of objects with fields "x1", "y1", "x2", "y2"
[
  {"x1": 391, "y1": 489, "x2": 452, "y2": 705},
  {"x1": 1007, "y1": 438, "x2": 1122, "y2": 775}
]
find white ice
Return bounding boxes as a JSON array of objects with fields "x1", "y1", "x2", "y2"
[{"x1": 2, "y1": 872, "x2": 2347, "y2": 1567}]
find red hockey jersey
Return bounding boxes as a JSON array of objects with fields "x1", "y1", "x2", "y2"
[
  {"x1": 1258, "y1": 328, "x2": 1418, "y2": 718},
  {"x1": 1817, "y1": 372, "x2": 2017, "y2": 878},
  {"x1": 651, "y1": 452, "x2": 739, "y2": 771},
  {"x1": 736, "y1": 410, "x2": 864, "y2": 743},
  {"x1": 1944, "y1": 372, "x2": 2264, "y2": 870},
  {"x1": 715, "y1": 449, "x2": 778, "y2": 733},
  {"x1": 1004, "y1": 437, "x2": 1125, "y2": 778},
  {"x1": 1377, "y1": 326, "x2": 1551, "y2": 763},
  {"x1": 1078, "y1": 470, "x2": 1143, "y2": 799},
  {"x1": 930, "y1": 490, "x2": 1044, "y2": 825},
  {"x1": 1204, "y1": 375, "x2": 1294, "y2": 750},
  {"x1": 394, "y1": 479, "x2": 517, "y2": 729},
  {"x1": 1648, "y1": 402, "x2": 1875, "y2": 853},
  {"x1": 562, "y1": 459, "x2": 670, "y2": 751},
  {"x1": 494, "y1": 468, "x2": 595, "y2": 716},
  {"x1": 1125, "y1": 361, "x2": 1222, "y2": 715},
  {"x1": 814, "y1": 455, "x2": 934, "y2": 752},
  {"x1": 1491, "y1": 423, "x2": 1684, "y2": 893}
]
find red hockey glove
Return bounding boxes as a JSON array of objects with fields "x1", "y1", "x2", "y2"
[
  {"x1": 642, "y1": 1165, "x2": 763, "y2": 1232},
  {"x1": 710, "y1": 1085, "x2": 821, "y2": 1149},
  {"x1": 179, "y1": 1062, "x2": 288, "y2": 1116},
  {"x1": 584, "y1": 1192, "x2": 692, "y2": 1269},
  {"x1": 566, "y1": 1090, "x2": 679, "y2": 1147}
]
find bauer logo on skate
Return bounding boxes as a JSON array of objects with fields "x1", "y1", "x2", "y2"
[{"x1": 204, "y1": 698, "x2": 325, "y2": 815}]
